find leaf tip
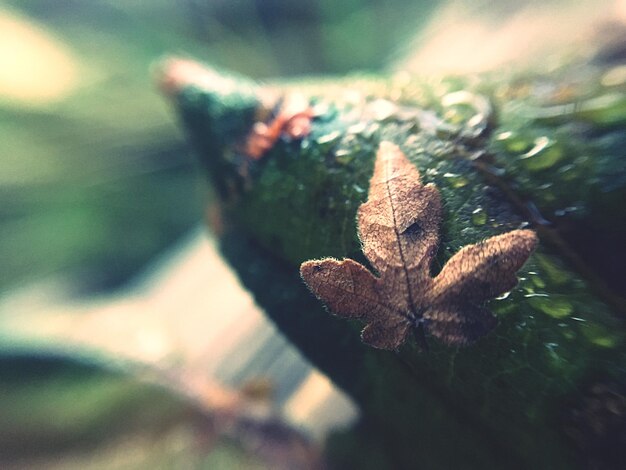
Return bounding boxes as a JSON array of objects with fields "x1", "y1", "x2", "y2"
[
  {"x1": 299, "y1": 258, "x2": 343, "y2": 292},
  {"x1": 300, "y1": 257, "x2": 334, "y2": 277},
  {"x1": 506, "y1": 228, "x2": 540, "y2": 259},
  {"x1": 517, "y1": 228, "x2": 539, "y2": 249},
  {"x1": 376, "y1": 140, "x2": 406, "y2": 165}
]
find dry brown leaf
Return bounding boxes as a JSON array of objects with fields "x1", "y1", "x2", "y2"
[{"x1": 300, "y1": 141, "x2": 538, "y2": 349}]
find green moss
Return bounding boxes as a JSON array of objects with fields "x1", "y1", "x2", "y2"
[
  {"x1": 527, "y1": 295, "x2": 574, "y2": 319},
  {"x1": 173, "y1": 60, "x2": 625, "y2": 470},
  {"x1": 580, "y1": 322, "x2": 624, "y2": 349},
  {"x1": 471, "y1": 206, "x2": 488, "y2": 226}
]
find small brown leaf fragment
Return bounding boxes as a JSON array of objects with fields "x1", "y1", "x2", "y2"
[
  {"x1": 243, "y1": 93, "x2": 313, "y2": 160},
  {"x1": 300, "y1": 141, "x2": 538, "y2": 349}
]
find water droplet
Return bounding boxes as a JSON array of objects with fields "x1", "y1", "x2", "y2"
[
  {"x1": 317, "y1": 131, "x2": 341, "y2": 145},
  {"x1": 441, "y1": 90, "x2": 491, "y2": 139},
  {"x1": 368, "y1": 99, "x2": 397, "y2": 121},
  {"x1": 311, "y1": 102, "x2": 332, "y2": 120},
  {"x1": 467, "y1": 113, "x2": 486, "y2": 128},
  {"x1": 363, "y1": 123, "x2": 379, "y2": 139},
  {"x1": 342, "y1": 90, "x2": 364, "y2": 106},
  {"x1": 334, "y1": 149, "x2": 354, "y2": 165},
  {"x1": 531, "y1": 274, "x2": 546, "y2": 289},
  {"x1": 544, "y1": 342, "x2": 562, "y2": 364},
  {"x1": 563, "y1": 331, "x2": 576, "y2": 341},
  {"x1": 557, "y1": 163, "x2": 578, "y2": 181},
  {"x1": 471, "y1": 207, "x2": 488, "y2": 226},
  {"x1": 498, "y1": 130, "x2": 532, "y2": 154},
  {"x1": 442, "y1": 172, "x2": 468, "y2": 188},
  {"x1": 554, "y1": 205, "x2": 581, "y2": 217},
  {"x1": 527, "y1": 295, "x2": 574, "y2": 319},
  {"x1": 577, "y1": 93, "x2": 626, "y2": 126},
  {"x1": 535, "y1": 253, "x2": 572, "y2": 286},
  {"x1": 601, "y1": 65, "x2": 626, "y2": 87},
  {"x1": 443, "y1": 107, "x2": 469, "y2": 125},
  {"x1": 580, "y1": 322, "x2": 622, "y2": 348},
  {"x1": 347, "y1": 122, "x2": 367, "y2": 135},
  {"x1": 519, "y1": 136, "x2": 564, "y2": 171}
]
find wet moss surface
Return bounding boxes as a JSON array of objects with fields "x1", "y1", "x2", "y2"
[
  {"x1": 487, "y1": 65, "x2": 626, "y2": 294},
  {"x1": 171, "y1": 58, "x2": 625, "y2": 469}
]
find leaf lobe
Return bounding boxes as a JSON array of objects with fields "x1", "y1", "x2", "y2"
[{"x1": 301, "y1": 141, "x2": 538, "y2": 349}]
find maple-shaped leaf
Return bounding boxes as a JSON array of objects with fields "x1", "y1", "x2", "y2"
[{"x1": 300, "y1": 141, "x2": 538, "y2": 349}]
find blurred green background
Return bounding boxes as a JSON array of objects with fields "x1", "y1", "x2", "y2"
[
  {"x1": 0, "y1": 0, "x2": 434, "y2": 295},
  {"x1": 0, "y1": 0, "x2": 434, "y2": 467},
  {"x1": 4, "y1": 1, "x2": 623, "y2": 467}
]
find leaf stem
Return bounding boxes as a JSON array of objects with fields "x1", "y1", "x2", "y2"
[{"x1": 413, "y1": 322, "x2": 429, "y2": 352}]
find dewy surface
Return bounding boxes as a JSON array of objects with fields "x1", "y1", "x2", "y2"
[
  {"x1": 301, "y1": 142, "x2": 537, "y2": 349},
  {"x1": 164, "y1": 54, "x2": 625, "y2": 469}
]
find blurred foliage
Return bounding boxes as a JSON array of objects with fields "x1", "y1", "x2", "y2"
[
  {"x1": 0, "y1": 356, "x2": 191, "y2": 459},
  {"x1": 0, "y1": 0, "x2": 203, "y2": 292},
  {"x1": 0, "y1": 0, "x2": 429, "y2": 293},
  {"x1": 0, "y1": 0, "x2": 432, "y2": 466},
  {"x1": 0, "y1": 356, "x2": 269, "y2": 469}
]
